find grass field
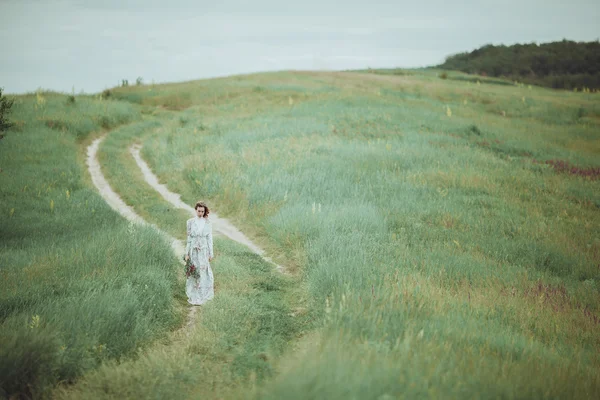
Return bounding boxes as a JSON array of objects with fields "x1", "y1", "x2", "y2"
[
  {"x1": 1, "y1": 69, "x2": 599, "y2": 399},
  {"x1": 0, "y1": 93, "x2": 185, "y2": 398}
]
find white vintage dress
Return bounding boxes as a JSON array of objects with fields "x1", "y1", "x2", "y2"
[{"x1": 185, "y1": 216, "x2": 214, "y2": 305}]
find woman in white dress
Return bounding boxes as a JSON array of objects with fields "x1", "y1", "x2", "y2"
[{"x1": 184, "y1": 201, "x2": 215, "y2": 305}]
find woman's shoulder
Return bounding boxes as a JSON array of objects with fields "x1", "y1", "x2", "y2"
[{"x1": 187, "y1": 217, "x2": 211, "y2": 224}]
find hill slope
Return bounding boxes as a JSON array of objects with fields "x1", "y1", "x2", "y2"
[{"x1": 2, "y1": 70, "x2": 600, "y2": 399}]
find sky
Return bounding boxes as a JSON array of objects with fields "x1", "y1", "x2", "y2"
[{"x1": 1, "y1": 0, "x2": 598, "y2": 94}]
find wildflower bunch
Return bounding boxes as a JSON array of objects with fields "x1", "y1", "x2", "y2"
[{"x1": 183, "y1": 255, "x2": 200, "y2": 279}]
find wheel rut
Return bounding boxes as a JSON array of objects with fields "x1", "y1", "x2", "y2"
[
  {"x1": 129, "y1": 143, "x2": 285, "y2": 274},
  {"x1": 87, "y1": 136, "x2": 198, "y2": 332},
  {"x1": 87, "y1": 135, "x2": 287, "y2": 334}
]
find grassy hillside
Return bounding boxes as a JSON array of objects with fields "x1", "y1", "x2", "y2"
[
  {"x1": 0, "y1": 93, "x2": 185, "y2": 398},
  {"x1": 2, "y1": 69, "x2": 600, "y2": 398},
  {"x1": 437, "y1": 40, "x2": 600, "y2": 90}
]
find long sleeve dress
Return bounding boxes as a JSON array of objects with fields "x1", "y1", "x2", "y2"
[{"x1": 185, "y1": 216, "x2": 214, "y2": 305}]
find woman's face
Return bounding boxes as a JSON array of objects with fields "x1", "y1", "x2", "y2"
[{"x1": 196, "y1": 207, "x2": 205, "y2": 218}]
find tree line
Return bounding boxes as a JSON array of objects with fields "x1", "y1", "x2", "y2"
[{"x1": 438, "y1": 39, "x2": 600, "y2": 90}]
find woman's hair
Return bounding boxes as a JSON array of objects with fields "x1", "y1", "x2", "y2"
[{"x1": 194, "y1": 201, "x2": 210, "y2": 217}]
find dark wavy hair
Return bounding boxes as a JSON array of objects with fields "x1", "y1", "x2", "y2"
[{"x1": 194, "y1": 201, "x2": 210, "y2": 217}]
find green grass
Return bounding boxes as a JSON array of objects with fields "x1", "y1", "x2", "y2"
[
  {"x1": 50, "y1": 87, "x2": 313, "y2": 398},
  {"x1": 95, "y1": 116, "x2": 191, "y2": 239},
  {"x1": 2, "y1": 70, "x2": 599, "y2": 399},
  {"x1": 122, "y1": 71, "x2": 599, "y2": 398},
  {"x1": 54, "y1": 239, "x2": 312, "y2": 399},
  {"x1": 0, "y1": 93, "x2": 183, "y2": 398}
]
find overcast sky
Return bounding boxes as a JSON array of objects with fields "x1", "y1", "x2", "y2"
[{"x1": 1, "y1": 0, "x2": 598, "y2": 94}]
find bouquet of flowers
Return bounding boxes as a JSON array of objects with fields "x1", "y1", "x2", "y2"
[{"x1": 183, "y1": 255, "x2": 200, "y2": 279}]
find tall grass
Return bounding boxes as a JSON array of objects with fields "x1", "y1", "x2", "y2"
[
  {"x1": 134, "y1": 71, "x2": 599, "y2": 398},
  {"x1": 0, "y1": 93, "x2": 183, "y2": 398},
  {"x1": 95, "y1": 116, "x2": 191, "y2": 239},
  {"x1": 3, "y1": 70, "x2": 599, "y2": 398},
  {"x1": 54, "y1": 238, "x2": 312, "y2": 399},
  {"x1": 55, "y1": 93, "x2": 312, "y2": 398}
]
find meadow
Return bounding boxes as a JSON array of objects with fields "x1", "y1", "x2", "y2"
[
  {"x1": 1, "y1": 69, "x2": 599, "y2": 399},
  {"x1": 0, "y1": 93, "x2": 184, "y2": 398}
]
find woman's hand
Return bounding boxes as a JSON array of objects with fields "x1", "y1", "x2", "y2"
[{"x1": 184, "y1": 255, "x2": 190, "y2": 262}]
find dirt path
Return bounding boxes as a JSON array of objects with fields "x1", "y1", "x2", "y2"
[
  {"x1": 87, "y1": 136, "x2": 197, "y2": 330},
  {"x1": 129, "y1": 143, "x2": 285, "y2": 273},
  {"x1": 87, "y1": 135, "x2": 286, "y2": 332}
]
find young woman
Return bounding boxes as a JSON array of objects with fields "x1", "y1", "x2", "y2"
[{"x1": 184, "y1": 201, "x2": 215, "y2": 305}]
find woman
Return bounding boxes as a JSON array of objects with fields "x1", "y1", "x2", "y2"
[{"x1": 184, "y1": 201, "x2": 215, "y2": 305}]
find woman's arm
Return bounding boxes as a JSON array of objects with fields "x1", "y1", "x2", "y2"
[
  {"x1": 208, "y1": 221, "x2": 214, "y2": 259},
  {"x1": 185, "y1": 219, "x2": 192, "y2": 257}
]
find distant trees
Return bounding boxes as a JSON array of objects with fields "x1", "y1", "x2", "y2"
[
  {"x1": 0, "y1": 88, "x2": 14, "y2": 132},
  {"x1": 120, "y1": 77, "x2": 144, "y2": 87},
  {"x1": 438, "y1": 40, "x2": 600, "y2": 90}
]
